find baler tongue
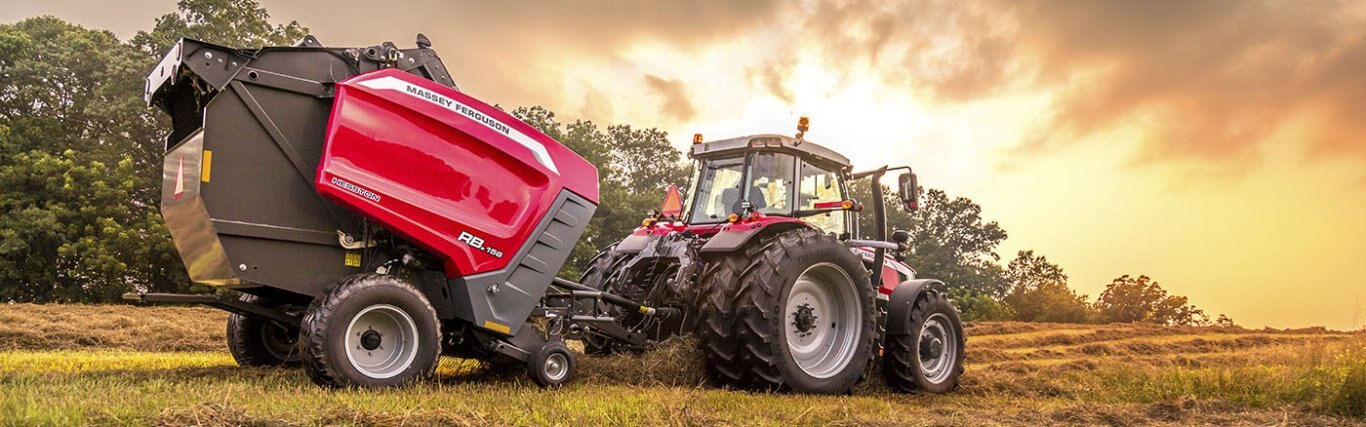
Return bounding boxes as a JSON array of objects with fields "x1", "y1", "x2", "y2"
[{"x1": 146, "y1": 37, "x2": 456, "y2": 293}]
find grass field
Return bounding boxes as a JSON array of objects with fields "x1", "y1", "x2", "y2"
[{"x1": 0, "y1": 304, "x2": 1363, "y2": 426}]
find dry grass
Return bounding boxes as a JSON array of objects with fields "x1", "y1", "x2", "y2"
[
  {"x1": 0, "y1": 303, "x2": 226, "y2": 352},
  {"x1": 0, "y1": 304, "x2": 1363, "y2": 426}
]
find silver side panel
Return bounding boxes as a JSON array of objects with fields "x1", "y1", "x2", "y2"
[
  {"x1": 453, "y1": 190, "x2": 596, "y2": 335},
  {"x1": 161, "y1": 130, "x2": 240, "y2": 286}
]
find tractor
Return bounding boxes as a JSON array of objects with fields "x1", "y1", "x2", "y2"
[{"x1": 578, "y1": 126, "x2": 966, "y2": 394}]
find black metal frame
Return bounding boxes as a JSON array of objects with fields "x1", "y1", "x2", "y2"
[{"x1": 122, "y1": 292, "x2": 301, "y2": 328}]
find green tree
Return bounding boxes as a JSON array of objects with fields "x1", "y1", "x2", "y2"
[
  {"x1": 954, "y1": 291, "x2": 1014, "y2": 322},
  {"x1": 0, "y1": 1, "x2": 311, "y2": 302},
  {"x1": 0, "y1": 148, "x2": 180, "y2": 302},
  {"x1": 129, "y1": 0, "x2": 307, "y2": 57},
  {"x1": 1001, "y1": 250, "x2": 1093, "y2": 323},
  {"x1": 1094, "y1": 275, "x2": 1210, "y2": 326},
  {"x1": 860, "y1": 186, "x2": 1009, "y2": 298}
]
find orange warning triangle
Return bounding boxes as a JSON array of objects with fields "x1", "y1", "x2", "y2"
[{"x1": 660, "y1": 185, "x2": 683, "y2": 217}]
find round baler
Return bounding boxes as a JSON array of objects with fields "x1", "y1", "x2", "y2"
[{"x1": 132, "y1": 35, "x2": 669, "y2": 388}]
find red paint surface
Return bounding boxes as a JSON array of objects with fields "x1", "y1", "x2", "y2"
[{"x1": 316, "y1": 69, "x2": 598, "y2": 278}]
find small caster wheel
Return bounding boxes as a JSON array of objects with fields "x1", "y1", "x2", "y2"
[{"x1": 527, "y1": 340, "x2": 575, "y2": 388}]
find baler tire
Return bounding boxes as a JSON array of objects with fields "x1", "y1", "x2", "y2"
[
  {"x1": 300, "y1": 274, "x2": 441, "y2": 388},
  {"x1": 578, "y1": 249, "x2": 629, "y2": 355},
  {"x1": 731, "y1": 229, "x2": 876, "y2": 394},
  {"x1": 695, "y1": 232, "x2": 784, "y2": 389},
  {"x1": 527, "y1": 340, "x2": 576, "y2": 388},
  {"x1": 226, "y1": 294, "x2": 301, "y2": 367},
  {"x1": 883, "y1": 289, "x2": 965, "y2": 393}
]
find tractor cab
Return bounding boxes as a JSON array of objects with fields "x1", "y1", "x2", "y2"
[{"x1": 683, "y1": 134, "x2": 855, "y2": 237}]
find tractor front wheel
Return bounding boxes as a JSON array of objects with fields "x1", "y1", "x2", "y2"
[
  {"x1": 883, "y1": 289, "x2": 965, "y2": 393},
  {"x1": 300, "y1": 274, "x2": 441, "y2": 388}
]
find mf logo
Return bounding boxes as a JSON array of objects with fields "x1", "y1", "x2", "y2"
[{"x1": 458, "y1": 231, "x2": 504, "y2": 258}]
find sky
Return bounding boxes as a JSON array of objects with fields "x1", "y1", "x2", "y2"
[{"x1": 3, "y1": 0, "x2": 1364, "y2": 330}]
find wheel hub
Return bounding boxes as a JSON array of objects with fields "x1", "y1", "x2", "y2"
[
  {"x1": 920, "y1": 336, "x2": 943, "y2": 359},
  {"x1": 791, "y1": 303, "x2": 819, "y2": 335},
  {"x1": 360, "y1": 329, "x2": 382, "y2": 351}
]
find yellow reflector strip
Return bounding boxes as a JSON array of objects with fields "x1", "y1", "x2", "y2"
[
  {"x1": 344, "y1": 251, "x2": 361, "y2": 267},
  {"x1": 200, "y1": 150, "x2": 212, "y2": 183},
  {"x1": 482, "y1": 320, "x2": 511, "y2": 334}
]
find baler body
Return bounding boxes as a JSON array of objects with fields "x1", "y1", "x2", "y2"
[
  {"x1": 318, "y1": 70, "x2": 598, "y2": 332},
  {"x1": 150, "y1": 38, "x2": 597, "y2": 335}
]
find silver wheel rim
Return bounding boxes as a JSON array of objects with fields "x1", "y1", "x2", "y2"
[
  {"x1": 919, "y1": 313, "x2": 957, "y2": 384},
  {"x1": 544, "y1": 352, "x2": 569, "y2": 382},
  {"x1": 784, "y1": 262, "x2": 861, "y2": 379},
  {"x1": 344, "y1": 304, "x2": 419, "y2": 379}
]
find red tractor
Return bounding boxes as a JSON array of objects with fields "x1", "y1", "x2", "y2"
[{"x1": 579, "y1": 127, "x2": 965, "y2": 394}]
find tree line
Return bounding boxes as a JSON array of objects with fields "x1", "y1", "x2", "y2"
[{"x1": 0, "y1": 0, "x2": 1227, "y2": 326}]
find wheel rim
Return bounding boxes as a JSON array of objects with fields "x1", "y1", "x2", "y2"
[
  {"x1": 259, "y1": 320, "x2": 298, "y2": 361},
  {"x1": 784, "y1": 262, "x2": 861, "y2": 379},
  {"x1": 918, "y1": 313, "x2": 958, "y2": 384},
  {"x1": 344, "y1": 304, "x2": 419, "y2": 379},
  {"x1": 544, "y1": 352, "x2": 569, "y2": 382}
]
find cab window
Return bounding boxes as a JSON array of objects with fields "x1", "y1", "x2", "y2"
[
  {"x1": 799, "y1": 160, "x2": 847, "y2": 235},
  {"x1": 745, "y1": 153, "x2": 795, "y2": 215},
  {"x1": 686, "y1": 157, "x2": 745, "y2": 223}
]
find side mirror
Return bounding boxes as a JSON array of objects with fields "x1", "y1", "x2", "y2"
[{"x1": 897, "y1": 172, "x2": 919, "y2": 211}]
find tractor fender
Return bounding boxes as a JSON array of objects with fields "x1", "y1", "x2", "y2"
[
  {"x1": 614, "y1": 233, "x2": 652, "y2": 253},
  {"x1": 699, "y1": 221, "x2": 807, "y2": 253},
  {"x1": 884, "y1": 279, "x2": 946, "y2": 335}
]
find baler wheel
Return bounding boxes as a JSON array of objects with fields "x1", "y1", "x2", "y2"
[
  {"x1": 729, "y1": 229, "x2": 876, "y2": 394},
  {"x1": 226, "y1": 294, "x2": 301, "y2": 367},
  {"x1": 300, "y1": 274, "x2": 441, "y2": 388},
  {"x1": 883, "y1": 289, "x2": 964, "y2": 393},
  {"x1": 527, "y1": 340, "x2": 576, "y2": 388}
]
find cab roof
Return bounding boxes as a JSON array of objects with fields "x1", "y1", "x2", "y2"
[{"x1": 690, "y1": 134, "x2": 851, "y2": 168}]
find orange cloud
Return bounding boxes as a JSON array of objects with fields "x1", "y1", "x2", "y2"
[{"x1": 641, "y1": 74, "x2": 697, "y2": 122}]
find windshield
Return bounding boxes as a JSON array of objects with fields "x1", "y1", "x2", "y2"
[{"x1": 686, "y1": 157, "x2": 746, "y2": 223}]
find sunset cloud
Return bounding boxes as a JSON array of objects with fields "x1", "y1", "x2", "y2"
[
  {"x1": 731, "y1": 0, "x2": 1366, "y2": 170},
  {"x1": 642, "y1": 74, "x2": 697, "y2": 122}
]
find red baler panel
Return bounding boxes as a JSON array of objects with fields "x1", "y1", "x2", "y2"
[{"x1": 317, "y1": 69, "x2": 598, "y2": 277}]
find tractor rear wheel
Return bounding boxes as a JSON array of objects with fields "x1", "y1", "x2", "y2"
[
  {"x1": 696, "y1": 235, "x2": 780, "y2": 389},
  {"x1": 226, "y1": 294, "x2": 300, "y2": 367},
  {"x1": 701, "y1": 229, "x2": 876, "y2": 393},
  {"x1": 300, "y1": 274, "x2": 441, "y2": 388},
  {"x1": 883, "y1": 289, "x2": 964, "y2": 393},
  {"x1": 578, "y1": 249, "x2": 631, "y2": 355}
]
